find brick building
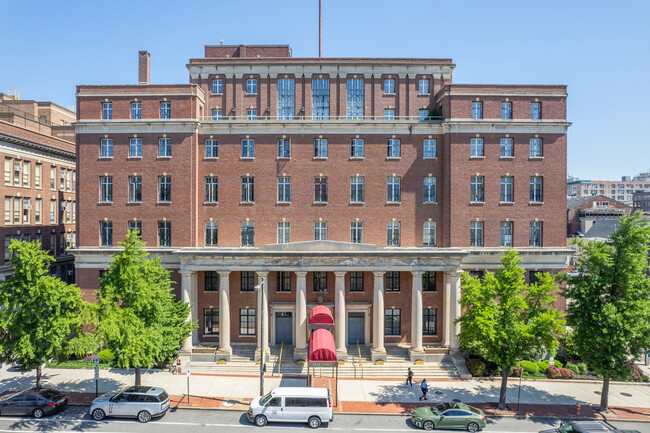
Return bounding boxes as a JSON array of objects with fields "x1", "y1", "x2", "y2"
[
  {"x1": 567, "y1": 173, "x2": 650, "y2": 205},
  {"x1": 73, "y1": 45, "x2": 571, "y2": 363},
  {"x1": 1, "y1": 93, "x2": 77, "y2": 281}
]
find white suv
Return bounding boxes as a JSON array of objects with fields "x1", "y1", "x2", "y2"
[{"x1": 90, "y1": 386, "x2": 170, "y2": 423}]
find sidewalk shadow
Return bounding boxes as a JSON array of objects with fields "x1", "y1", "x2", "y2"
[{"x1": 3, "y1": 406, "x2": 102, "y2": 432}]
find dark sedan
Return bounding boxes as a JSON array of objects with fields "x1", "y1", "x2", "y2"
[{"x1": 0, "y1": 388, "x2": 68, "y2": 418}]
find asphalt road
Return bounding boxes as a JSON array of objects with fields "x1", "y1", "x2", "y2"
[{"x1": 0, "y1": 406, "x2": 645, "y2": 433}]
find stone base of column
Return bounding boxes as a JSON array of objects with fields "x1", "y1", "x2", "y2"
[
  {"x1": 216, "y1": 347, "x2": 232, "y2": 362},
  {"x1": 336, "y1": 348, "x2": 348, "y2": 363},
  {"x1": 254, "y1": 348, "x2": 270, "y2": 362},
  {"x1": 408, "y1": 347, "x2": 426, "y2": 363},
  {"x1": 370, "y1": 347, "x2": 387, "y2": 363},
  {"x1": 293, "y1": 347, "x2": 308, "y2": 362}
]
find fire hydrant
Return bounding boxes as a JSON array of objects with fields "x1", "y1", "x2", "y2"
[{"x1": 575, "y1": 402, "x2": 581, "y2": 416}]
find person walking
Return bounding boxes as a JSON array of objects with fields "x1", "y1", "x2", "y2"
[
  {"x1": 406, "y1": 367, "x2": 414, "y2": 386},
  {"x1": 419, "y1": 378, "x2": 429, "y2": 401}
]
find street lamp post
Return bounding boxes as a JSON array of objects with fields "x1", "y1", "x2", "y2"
[{"x1": 255, "y1": 280, "x2": 265, "y2": 396}]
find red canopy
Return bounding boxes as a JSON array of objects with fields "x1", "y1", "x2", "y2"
[
  {"x1": 309, "y1": 328, "x2": 337, "y2": 363},
  {"x1": 309, "y1": 306, "x2": 334, "y2": 326}
]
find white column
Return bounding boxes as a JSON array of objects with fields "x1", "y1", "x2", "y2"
[
  {"x1": 256, "y1": 271, "x2": 269, "y2": 360},
  {"x1": 334, "y1": 271, "x2": 347, "y2": 359},
  {"x1": 294, "y1": 271, "x2": 308, "y2": 361},
  {"x1": 218, "y1": 271, "x2": 231, "y2": 355},
  {"x1": 191, "y1": 272, "x2": 199, "y2": 346},
  {"x1": 371, "y1": 271, "x2": 386, "y2": 361},
  {"x1": 410, "y1": 271, "x2": 424, "y2": 353},
  {"x1": 450, "y1": 270, "x2": 462, "y2": 352},
  {"x1": 180, "y1": 271, "x2": 194, "y2": 352},
  {"x1": 443, "y1": 272, "x2": 452, "y2": 347}
]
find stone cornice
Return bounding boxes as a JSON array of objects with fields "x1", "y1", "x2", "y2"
[{"x1": 0, "y1": 133, "x2": 76, "y2": 160}]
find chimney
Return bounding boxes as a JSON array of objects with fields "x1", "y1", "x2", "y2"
[{"x1": 138, "y1": 51, "x2": 150, "y2": 85}]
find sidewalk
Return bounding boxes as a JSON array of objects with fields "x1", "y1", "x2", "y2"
[{"x1": 1, "y1": 365, "x2": 649, "y2": 422}]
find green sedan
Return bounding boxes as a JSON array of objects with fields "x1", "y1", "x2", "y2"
[{"x1": 410, "y1": 402, "x2": 487, "y2": 432}]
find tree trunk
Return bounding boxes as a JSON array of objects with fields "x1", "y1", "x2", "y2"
[
  {"x1": 135, "y1": 367, "x2": 142, "y2": 386},
  {"x1": 498, "y1": 367, "x2": 509, "y2": 410},
  {"x1": 36, "y1": 365, "x2": 42, "y2": 389},
  {"x1": 600, "y1": 376, "x2": 610, "y2": 412}
]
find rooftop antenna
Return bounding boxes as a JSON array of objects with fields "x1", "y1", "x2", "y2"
[
  {"x1": 319, "y1": 0, "x2": 322, "y2": 57},
  {"x1": 7, "y1": 89, "x2": 19, "y2": 100},
  {"x1": 219, "y1": 39, "x2": 224, "y2": 45}
]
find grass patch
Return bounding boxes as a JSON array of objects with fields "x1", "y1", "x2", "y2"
[{"x1": 46, "y1": 360, "x2": 112, "y2": 369}]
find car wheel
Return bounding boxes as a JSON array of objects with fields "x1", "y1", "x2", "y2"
[
  {"x1": 423, "y1": 420, "x2": 435, "y2": 431},
  {"x1": 92, "y1": 408, "x2": 106, "y2": 421},
  {"x1": 467, "y1": 422, "x2": 480, "y2": 432},
  {"x1": 254, "y1": 414, "x2": 267, "y2": 426},
  {"x1": 308, "y1": 416, "x2": 321, "y2": 429},
  {"x1": 137, "y1": 410, "x2": 152, "y2": 423},
  {"x1": 32, "y1": 408, "x2": 44, "y2": 419}
]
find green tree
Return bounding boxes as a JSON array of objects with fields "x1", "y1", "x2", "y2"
[
  {"x1": 96, "y1": 230, "x2": 195, "y2": 385},
  {"x1": 457, "y1": 249, "x2": 565, "y2": 410},
  {"x1": 565, "y1": 212, "x2": 650, "y2": 411},
  {"x1": 0, "y1": 240, "x2": 94, "y2": 388}
]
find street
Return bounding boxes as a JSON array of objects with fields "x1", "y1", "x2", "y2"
[{"x1": 0, "y1": 406, "x2": 645, "y2": 433}]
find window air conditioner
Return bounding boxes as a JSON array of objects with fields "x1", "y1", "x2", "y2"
[
  {"x1": 23, "y1": 204, "x2": 32, "y2": 210},
  {"x1": 14, "y1": 165, "x2": 22, "y2": 172}
]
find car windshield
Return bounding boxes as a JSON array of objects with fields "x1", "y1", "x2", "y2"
[
  {"x1": 157, "y1": 391, "x2": 169, "y2": 402},
  {"x1": 558, "y1": 425, "x2": 576, "y2": 433},
  {"x1": 259, "y1": 392, "x2": 273, "y2": 406},
  {"x1": 109, "y1": 392, "x2": 123, "y2": 402}
]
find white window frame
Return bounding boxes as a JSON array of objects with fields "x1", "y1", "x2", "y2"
[
  {"x1": 387, "y1": 221, "x2": 401, "y2": 247},
  {"x1": 500, "y1": 176, "x2": 514, "y2": 202},
  {"x1": 423, "y1": 139, "x2": 436, "y2": 159},
  {"x1": 102, "y1": 102, "x2": 112, "y2": 120},
  {"x1": 129, "y1": 138, "x2": 142, "y2": 158},
  {"x1": 277, "y1": 138, "x2": 291, "y2": 158},
  {"x1": 530, "y1": 177, "x2": 543, "y2": 203},
  {"x1": 314, "y1": 138, "x2": 328, "y2": 158},
  {"x1": 351, "y1": 221, "x2": 364, "y2": 243},
  {"x1": 205, "y1": 139, "x2": 218, "y2": 158},
  {"x1": 470, "y1": 138, "x2": 484, "y2": 157},
  {"x1": 387, "y1": 138, "x2": 400, "y2": 158},
  {"x1": 384, "y1": 79, "x2": 395, "y2": 94},
  {"x1": 160, "y1": 101, "x2": 171, "y2": 119},
  {"x1": 212, "y1": 79, "x2": 223, "y2": 94},
  {"x1": 350, "y1": 177, "x2": 365, "y2": 203},
  {"x1": 471, "y1": 176, "x2": 484, "y2": 202},
  {"x1": 387, "y1": 177, "x2": 401, "y2": 203},
  {"x1": 470, "y1": 221, "x2": 484, "y2": 247},
  {"x1": 241, "y1": 139, "x2": 255, "y2": 158},
  {"x1": 205, "y1": 221, "x2": 218, "y2": 246},
  {"x1": 423, "y1": 221, "x2": 436, "y2": 247},
  {"x1": 424, "y1": 177, "x2": 437, "y2": 203},
  {"x1": 211, "y1": 109, "x2": 222, "y2": 120},
  {"x1": 277, "y1": 221, "x2": 291, "y2": 244},
  {"x1": 351, "y1": 138, "x2": 364, "y2": 158},
  {"x1": 204, "y1": 177, "x2": 218, "y2": 203},
  {"x1": 471, "y1": 101, "x2": 483, "y2": 119},
  {"x1": 314, "y1": 221, "x2": 328, "y2": 241},
  {"x1": 158, "y1": 138, "x2": 172, "y2": 158},
  {"x1": 529, "y1": 221, "x2": 542, "y2": 247},
  {"x1": 500, "y1": 138, "x2": 514, "y2": 157},
  {"x1": 277, "y1": 177, "x2": 291, "y2": 203},
  {"x1": 131, "y1": 102, "x2": 141, "y2": 119},
  {"x1": 100, "y1": 138, "x2": 113, "y2": 158},
  {"x1": 529, "y1": 138, "x2": 542, "y2": 157},
  {"x1": 418, "y1": 79, "x2": 430, "y2": 94},
  {"x1": 500, "y1": 221, "x2": 513, "y2": 247},
  {"x1": 246, "y1": 79, "x2": 258, "y2": 94},
  {"x1": 501, "y1": 101, "x2": 512, "y2": 119}
]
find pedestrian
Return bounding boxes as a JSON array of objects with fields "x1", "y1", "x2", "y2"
[
  {"x1": 419, "y1": 378, "x2": 428, "y2": 401},
  {"x1": 406, "y1": 367, "x2": 413, "y2": 386}
]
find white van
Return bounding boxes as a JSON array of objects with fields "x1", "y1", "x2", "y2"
[{"x1": 247, "y1": 387, "x2": 333, "y2": 429}]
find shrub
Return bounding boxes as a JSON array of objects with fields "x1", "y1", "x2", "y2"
[
  {"x1": 537, "y1": 360, "x2": 550, "y2": 371},
  {"x1": 576, "y1": 363, "x2": 588, "y2": 375},
  {"x1": 628, "y1": 363, "x2": 644, "y2": 381},
  {"x1": 466, "y1": 358, "x2": 486, "y2": 377},
  {"x1": 519, "y1": 360, "x2": 540, "y2": 375},
  {"x1": 566, "y1": 362, "x2": 579, "y2": 375},
  {"x1": 553, "y1": 360, "x2": 564, "y2": 369},
  {"x1": 98, "y1": 349, "x2": 115, "y2": 364},
  {"x1": 547, "y1": 366, "x2": 575, "y2": 379},
  {"x1": 509, "y1": 365, "x2": 524, "y2": 377}
]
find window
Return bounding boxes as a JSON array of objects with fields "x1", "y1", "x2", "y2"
[
  {"x1": 158, "y1": 176, "x2": 171, "y2": 202},
  {"x1": 423, "y1": 221, "x2": 436, "y2": 247},
  {"x1": 13, "y1": 197, "x2": 20, "y2": 223},
  {"x1": 100, "y1": 176, "x2": 112, "y2": 202},
  {"x1": 386, "y1": 271, "x2": 400, "y2": 291},
  {"x1": 22, "y1": 161, "x2": 30, "y2": 187},
  {"x1": 241, "y1": 177, "x2": 254, "y2": 203},
  {"x1": 50, "y1": 166, "x2": 56, "y2": 190},
  {"x1": 205, "y1": 221, "x2": 218, "y2": 246},
  {"x1": 60, "y1": 168, "x2": 65, "y2": 190},
  {"x1": 129, "y1": 176, "x2": 142, "y2": 202},
  {"x1": 418, "y1": 79, "x2": 430, "y2": 94},
  {"x1": 500, "y1": 221, "x2": 513, "y2": 247},
  {"x1": 241, "y1": 139, "x2": 255, "y2": 158},
  {"x1": 4, "y1": 158, "x2": 11, "y2": 185},
  {"x1": 385, "y1": 308, "x2": 401, "y2": 336},
  {"x1": 240, "y1": 308, "x2": 256, "y2": 335},
  {"x1": 211, "y1": 109, "x2": 222, "y2": 120},
  {"x1": 246, "y1": 109, "x2": 257, "y2": 120},
  {"x1": 277, "y1": 138, "x2": 291, "y2": 158},
  {"x1": 472, "y1": 102, "x2": 483, "y2": 119},
  {"x1": 423, "y1": 308, "x2": 437, "y2": 335},
  {"x1": 500, "y1": 138, "x2": 513, "y2": 157},
  {"x1": 314, "y1": 177, "x2": 328, "y2": 203},
  {"x1": 204, "y1": 308, "x2": 219, "y2": 335},
  {"x1": 158, "y1": 138, "x2": 172, "y2": 157},
  {"x1": 128, "y1": 220, "x2": 142, "y2": 236},
  {"x1": 100, "y1": 138, "x2": 113, "y2": 158},
  {"x1": 384, "y1": 109, "x2": 395, "y2": 120},
  {"x1": 419, "y1": 109, "x2": 429, "y2": 121},
  {"x1": 423, "y1": 139, "x2": 436, "y2": 158},
  {"x1": 470, "y1": 138, "x2": 484, "y2": 157},
  {"x1": 277, "y1": 177, "x2": 291, "y2": 202},
  {"x1": 278, "y1": 78, "x2": 295, "y2": 120},
  {"x1": 350, "y1": 177, "x2": 364, "y2": 203},
  {"x1": 423, "y1": 271, "x2": 436, "y2": 292},
  {"x1": 384, "y1": 79, "x2": 394, "y2": 94},
  {"x1": 205, "y1": 139, "x2": 218, "y2": 158},
  {"x1": 22, "y1": 198, "x2": 30, "y2": 223},
  {"x1": 313, "y1": 271, "x2": 327, "y2": 292},
  {"x1": 129, "y1": 138, "x2": 142, "y2": 158},
  {"x1": 350, "y1": 271, "x2": 364, "y2": 292},
  {"x1": 246, "y1": 79, "x2": 257, "y2": 94},
  {"x1": 387, "y1": 221, "x2": 400, "y2": 246},
  {"x1": 530, "y1": 177, "x2": 543, "y2": 202},
  {"x1": 160, "y1": 101, "x2": 171, "y2": 119},
  {"x1": 531, "y1": 102, "x2": 541, "y2": 119},
  {"x1": 50, "y1": 199, "x2": 56, "y2": 223},
  {"x1": 351, "y1": 221, "x2": 364, "y2": 243},
  {"x1": 203, "y1": 177, "x2": 218, "y2": 203},
  {"x1": 387, "y1": 177, "x2": 401, "y2": 202},
  {"x1": 158, "y1": 221, "x2": 171, "y2": 246},
  {"x1": 314, "y1": 138, "x2": 328, "y2": 158},
  {"x1": 102, "y1": 102, "x2": 112, "y2": 120},
  {"x1": 529, "y1": 138, "x2": 542, "y2": 157},
  {"x1": 277, "y1": 271, "x2": 291, "y2": 292},
  {"x1": 387, "y1": 138, "x2": 400, "y2": 158},
  {"x1": 314, "y1": 221, "x2": 328, "y2": 241},
  {"x1": 471, "y1": 176, "x2": 484, "y2": 202},
  {"x1": 424, "y1": 177, "x2": 437, "y2": 203},
  {"x1": 500, "y1": 176, "x2": 514, "y2": 202},
  {"x1": 35, "y1": 163, "x2": 42, "y2": 188},
  {"x1": 131, "y1": 102, "x2": 141, "y2": 119},
  {"x1": 100, "y1": 221, "x2": 113, "y2": 246},
  {"x1": 350, "y1": 138, "x2": 364, "y2": 158},
  {"x1": 241, "y1": 271, "x2": 255, "y2": 291},
  {"x1": 202, "y1": 271, "x2": 219, "y2": 293},
  {"x1": 530, "y1": 221, "x2": 542, "y2": 247},
  {"x1": 212, "y1": 79, "x2": 223, "y2": 94},
  {"x1": 277, "y1": 221, "x2": 290, "y2": 244},
  {"x1": 312, "y1": 78, "x2": 330, "y2": 120},
  {"x1": 501, "y1": 102, "x2": 512, "y2": 119},
  {"x1": 470, "y1": 221, "x2": 484, "y2": 247},
  {"x1": 241, "y1": 221, "x2": 254, "y2": 246},
  {"x1": 4, "y1": 197, "x2": 10, "y2": 224},
  {"x1": 346, "y1": 78, "x2": 364, "y2": 120}
]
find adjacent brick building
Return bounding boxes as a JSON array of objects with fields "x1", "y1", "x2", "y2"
[{"x1": 73, "y1": 45, "x2": 571, "y2": 363}]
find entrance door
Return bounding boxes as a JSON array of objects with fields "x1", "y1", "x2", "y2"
[
  {"x1": 347, "y1": 312, "x2": 365, "y2": 344},
  {"x1": 275, "y1": 312, "x2": 293, "y2": 345}
]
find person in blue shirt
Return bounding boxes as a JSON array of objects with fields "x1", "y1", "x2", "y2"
[{"x1": 419, "y1": 378, "x2": 428, "y2": 401}]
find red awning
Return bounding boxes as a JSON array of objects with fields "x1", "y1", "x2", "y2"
[
  {"x1": 309, "y1": 305, "x2": 334, "y2": 326},
  {"x1": 308, "y1": 328, "x2": 337, "y2": 363}
]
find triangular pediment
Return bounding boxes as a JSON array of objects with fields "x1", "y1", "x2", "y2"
[{"x1": 258, "y1": 240, "x2": 385, "y2": 252}]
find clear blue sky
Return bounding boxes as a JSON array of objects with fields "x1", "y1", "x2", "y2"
[{"x1": 1, "y1": 0, "x2": 648, "y2": 180}]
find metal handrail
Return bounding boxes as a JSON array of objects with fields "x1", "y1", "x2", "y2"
[
  {"x1": 199, "y1": 114, "x2": 443, "y2": 123},
  {"x1": 357, "y1": 340, "x2": 363, "y2": 379},
  {"x1": 277, "y1": 342, "x2": 283, "y2": 376}
]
